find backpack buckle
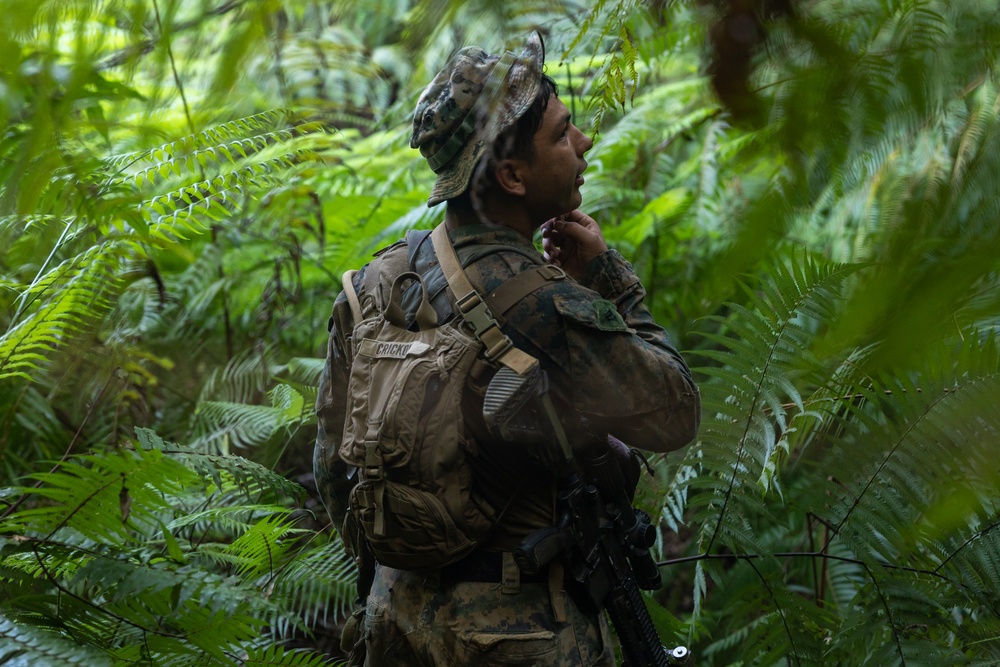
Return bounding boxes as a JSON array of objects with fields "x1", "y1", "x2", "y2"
[
  {"x1": 364, "y1": 440, "x2": 384, "y2": 481},
  {"x1": 457, "y1": 291, "x2": 515, "y2": 361},
  {"x1": 457, "y1": 291, "x2": 500, "y2": 336}
]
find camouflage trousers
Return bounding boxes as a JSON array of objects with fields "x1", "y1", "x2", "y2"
[{"x1": 362, "y1": 561, "x2": 616, "y2": 666}]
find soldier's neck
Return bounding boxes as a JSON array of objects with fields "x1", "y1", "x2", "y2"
[{"x1": 444, "y1": 192, "x2": 533, "y2": 240}]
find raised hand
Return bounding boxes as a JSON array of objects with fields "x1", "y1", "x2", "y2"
[{"x1": 540, "y1": 209, "x2": 608, "y2": 280}]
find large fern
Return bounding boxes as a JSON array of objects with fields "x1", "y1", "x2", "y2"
[
  {"x1": 0, "y1": 614, "x2": 112, "y2": 667},
  {"x1": 655, "y1": 249, "x2": 1000, "y2": 664},
  {"x1": 0, "y1": 427, "x2": 351, "y2": 666}
]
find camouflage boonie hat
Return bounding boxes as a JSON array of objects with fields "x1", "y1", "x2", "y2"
[{"x1": 410, "y1": 32, "x2": 545, "y2": 207}]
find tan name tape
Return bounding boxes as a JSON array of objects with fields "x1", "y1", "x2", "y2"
[{"x1": 359, "y1": 339, "x2": 431, "y2": 359}]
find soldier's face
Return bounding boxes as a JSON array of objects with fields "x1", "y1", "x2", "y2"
[{"x1": 521, "y1": 96, "x2": 593, "y2": 222}]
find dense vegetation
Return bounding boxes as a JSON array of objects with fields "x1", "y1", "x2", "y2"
[{"x1": 1, "y1": 1, "x2": 998, "y2": 665}]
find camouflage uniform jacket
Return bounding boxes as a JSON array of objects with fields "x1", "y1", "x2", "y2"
[{"x1": 314, "y1": 222, "x2": 700, "y2": 550}]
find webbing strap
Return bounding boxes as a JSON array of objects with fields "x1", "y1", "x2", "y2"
[
  {"x1": 430, "y1": 223, "x2": 539, "y2": 376},
  {"x1": 386, "y1": 271, "x2": 438, "y2": 330},
  {"x1": 363, "y1": 427, "x2": 386, "y2": 537},
  {"x1": 431, "y1": 223, "x2": 476, "y2": 300},
  {"x1": 341, "y1": 270, "x2": 363, "y2": 322},
  {"x1": 487, "y1": 264, "x2": 567, "y2": 316}
]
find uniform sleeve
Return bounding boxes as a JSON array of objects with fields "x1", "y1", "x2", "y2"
[
  {"x1": 504, "y1": 249, "x2": 700, "y2": 455},
  {"x1": 313, "y1": 290, "x2": 356, "y2": 531},
  {"x1": 574, "y1": 249, "x2": 699, "y2": 452}
]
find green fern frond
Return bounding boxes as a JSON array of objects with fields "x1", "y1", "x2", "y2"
[
  {"x1": 1, "y1": 244, "x2": 122, "y2": 380},
  {"x1": 197, "y1": 347, "x2": 273, "y2": 408},
  {"x1": 276, "y1": 357, "x2": 326, "y2": 387},
  {"x1": 0, "y1": 614, "x2": 111, "y2": 667},
  {"x1": 668, "y1": 249, "x2": 996, "y2": 656},
  {"x1": 0, "y1": 384, "x2": 66, "y2": 484},
  {"x1": 692, "y1": 255, "x2": 862, "y2": 551},
  {"x1": 560, "y1": 0, "x2": 644, "y2": 130},
  {"x1": 225, "y1": 513, "x2": 301, "y2": 580},
  {"x1": 103, "y1": 110, "x2": 296, "y2": 172},
  {"x1": 135, "y1": 427, "x2": 305, "y2": 502},
  {"x1": 269, "y1": 536, "x2": 357, "y2": 634},
  {"x1": 167, "y1": 504, "x2": 290, "y2": 540},
  {"x1": 242, "y1": 645, "x2": 337, "y2": 667},
  {"x1": 821, "y1": 370, "x2": 1000, "y2": 564},
  {"x1": 4, "y1": 446, "x2": 196, "y2": 544},
  {"x1": 190, "y1": 384, "x2": 308, "y2": 453},
  {"x1": 138, "y1": 154, "x2": 315, "y2": 245},
  {"x1": 143, "y1": 242, "x2": 227, "y2": 342},
  {"x1": 660, "y1": 461, "x2": 698, "y2": 534},
  {"x1": 0, "y1": 422, "x2": 328, "y2": 666}
]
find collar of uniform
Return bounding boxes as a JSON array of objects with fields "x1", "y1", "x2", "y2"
[{"x1": 448, "y1": 222, "x2": 539, "y2": 255}]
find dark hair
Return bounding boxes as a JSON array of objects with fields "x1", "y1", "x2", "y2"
[
  {"x1": 452, "y1": 73, "x2": 559, "y2": 211},
  {"x1": 494, "y1": 73, "x2": 559, "y2": 163}
]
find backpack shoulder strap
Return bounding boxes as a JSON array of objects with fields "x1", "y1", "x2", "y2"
[
  {"x1": 428, "y1": 224, "x2": 568, "y2": 318},
  {"x1": 485, "y1": 264, "x2": 568, "y2": 317},
  {"x1": 431, "y1": 223, "x2": 545, "y2": 377},
  {"x1": 462, "y1": 242, "x2": 542, "y2": 269}
]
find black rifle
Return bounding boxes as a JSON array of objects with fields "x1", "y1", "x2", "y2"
[{"x1": 484, "y1": 366, "x2": 690, "y2": 667}]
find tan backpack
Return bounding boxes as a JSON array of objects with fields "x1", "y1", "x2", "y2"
[{"x1": 338, "y1": 224, "x2": 564, "y2": 569}]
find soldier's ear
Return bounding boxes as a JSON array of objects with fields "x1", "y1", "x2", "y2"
[{"x1": 494, "y1": 158, "x2": 527, "y2": 197}]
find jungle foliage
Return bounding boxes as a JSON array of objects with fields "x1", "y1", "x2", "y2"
[{"x1": 1, "y1": 1, "x2": 998, "y2": 665}]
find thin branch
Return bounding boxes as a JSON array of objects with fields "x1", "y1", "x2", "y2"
[
  {"x1": 657, "y1": 551, "x2": 953, "y2": 583},
  {"x1": 9, "y1": 218, "x2": 78, "y2": 328},
  {"x1": 215, "y1": 223, "x2": 235, "y2": 363},
  {"x1": 765, "y1": 387, "x2": 952, "y2": 416},
  {"x1": 99, "y1": 0, "x2": 252, "y2": 71},
  {"x1": 656, "y1": 549, "x2": 973, "y2": 664},
  {"x1": 153, "y1": 0, "x2": 196, "y2": 138},
  {"x1": 32, "y1": 547, "x2": 185, "y2": 640},
  {"x1": 807, "y1": 513, "x2": 821, "y2": 606},
  {"x1": 264, "y1": 526, "x2": 274, "y2": 582},
  {"x1": 935, "y1": 516, "x2": 1000, "y2": 574},
  {"x1": 43, "y1": 478, "x2": 117, "y2": 542},
  {"x1": 706, "y1": 306, "x2": 788, "y2": 553},
  {"x1": 819, "y1": 523, "x2": 829, "y2": 606},
  {"x1": 745, "y1": 556, "x2": 802, "y2": 667},
  {"x1": 824, "y1": 389, "x2": 953, "y2": 550},
  {"x1": 264, "y1": 526, "x2": 325, "y2": 590},
  {"x1": 862, "y1": 562, "x2": 906, "y2": 666}
]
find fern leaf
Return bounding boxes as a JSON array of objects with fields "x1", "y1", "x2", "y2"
[
  {"x1": 0, "y1": 614, "x2": 111, "y2": 667},
  {"x1": 225, "y1": 514, "x2": 302, "y2": 580},
  {"x1": 243, "y1": 645, "x2": 337, "y2": 667},
  {"x1": 102, "y1": 110, "x2": 295, "y2": 172},
  {"x1": 135, "y1": 427, "x2": 305, "y2": 502},
  {"x1": 1, "y1": 245, "x2": 122, "y2": 380},
  {"x1": 5, "y1": 446, "x2": 197, "y2": 544},
  {"x1": 269, "y1": 536, "x2": 357, "y2": 633}
]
